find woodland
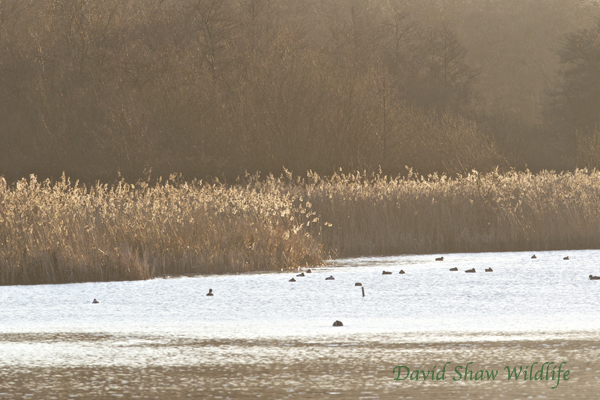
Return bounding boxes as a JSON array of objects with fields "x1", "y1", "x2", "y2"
[{"x1": 1, "y1": 0, "x2": 600, "y2": 182}]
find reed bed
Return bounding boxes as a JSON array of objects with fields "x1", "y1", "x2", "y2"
[
  {"x1": 2, "y1": 169, "x2": 600, "y2": 285},
  {"x1": 0, "y1": 174, "x2": 322, "y2": 285},
  {"x1": 307, "y1": 168, "x2": 600, "y2": 256}
]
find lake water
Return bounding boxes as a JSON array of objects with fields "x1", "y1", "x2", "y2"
[{"x1": 2, "y1": 250, "x2": 600, "y2": 398}]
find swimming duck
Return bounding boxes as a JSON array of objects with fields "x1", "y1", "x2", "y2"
[
  {"x1": 297, "y1": 272, "x2": 305, "y2": 277},
  {"x1": 355, "y1": 282, "x2": 362, "y2": 286},
  {"x1": 206, "y1": 289, "x2": 214, "y2": 296},
  {"x1": 531, "y1": 255, "x2": 537, "y2": 259},
  {"x1": 382, "y1": 271, "x2": 392, "y2": 275},
  {"x1": 399, "y1": 270, "x2": 405, "y2": 274},
  {"x1": 449, "y1": 267, "x2": 458, "y2": 271},
  {"x1": 92, "y1": 299, "x2": 99, "y2": 304},
  {"x1": 590, "y1": 275, "x2": 600, "y2": 280},
  {"x1": 485, "y1": 268, "x2": 493, "y2": 272},
  {"x1": 563, "y1": 256, "x2": 569, "y2": 260},
  {"x1": 325, "y1": 276, "x2": 335, "y2": 280},
  {"x1": 465, "y1": 268, "x2": 476, "y2": 273},
  {"x1": 306, "y1": 269, "x2": 312, "y2": 273},
  {"x1": 333, "y1": 320, "x2": 344, "y2": 326},
  {"x1": 289, "y1": 278, "x2": 296, "y2": 282},
  {"x1": 436, "y1": 257, "x2": 444, "y2": 261}
]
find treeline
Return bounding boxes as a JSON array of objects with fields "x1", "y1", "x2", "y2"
[{"x1": 1, "y1": 0, "x2": 600, "y2": 183}]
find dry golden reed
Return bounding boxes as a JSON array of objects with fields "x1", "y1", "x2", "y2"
[
  {"x1": 0, "y1": 173, "x2": 322, "y2": 285},
  {"x1": 2, "y1": 168, "x2": 600, "y2": 285},
  {"x1": 307, "y1": 168, "x2": 600, "y2": 256}
]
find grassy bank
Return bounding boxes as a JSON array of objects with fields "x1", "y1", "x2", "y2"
[{"x1": 2, "y1": 169, "x2": 600, "y2": 285}]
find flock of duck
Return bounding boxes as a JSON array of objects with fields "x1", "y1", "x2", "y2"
[
  {"x1": 530, "y1": 254, "x2": 599, "y2": 280},
  {"x1": 281, "y1": 254, "x2": 600, "y2": 287},
  {"x1": 89, "y1": 254, "x2": 600, "y2": 303}
]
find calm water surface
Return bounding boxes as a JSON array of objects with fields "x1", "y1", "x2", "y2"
[{"x1": 1, "y1": 250, "x2": 600, "y2": 398}]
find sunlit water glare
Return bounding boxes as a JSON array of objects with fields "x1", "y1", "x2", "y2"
[
  {"x1": 1, "y1": 250, "x2": 600, "y2": 399},
  {"x1": 2, "y1": 250, "x2": 600, "y2": 367}
]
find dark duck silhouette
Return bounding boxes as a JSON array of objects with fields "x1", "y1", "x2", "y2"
[
  {"x1": 325, "y1": 276, "x2": 335, "y2": 280},
  {"x1": 485, "y1": 268, "x2": 493, "y2": 272},
  {"x1": 436, "y1": 257, "x2": 444, "y2": 261},
  {"x1": 206, "y1": 289, "x2": 214, "y2": 296},
  {"x1": 465, "y1": 268, "x2": 476, "y2": 273},
  {"x1": 531, "y1": 255, "x2": 537, "y2": 259},
  {"x1": 382, "y1": 271, "x2": 392, "y2": 275},
  {"x1": 449, "y1": 267, "x2": 458, "y2": 271},
  {"x1": 92, "y1": 299, "x2": 99, "y2": 304},
  {"x1": 399, "y1": 270, "x2": 405, "y2": 274},
  {"x1": 590, "y1": 275, "x2": 600, "y2": 280}
]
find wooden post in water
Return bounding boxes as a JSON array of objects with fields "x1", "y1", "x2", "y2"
[{"x1": 362, "y1": 287, "x2": 365, "y2": 297}]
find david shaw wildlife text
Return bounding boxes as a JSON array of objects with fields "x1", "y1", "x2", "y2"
[{"x1": 393, "y1": 362, "x2": 570, "y2": 389}]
